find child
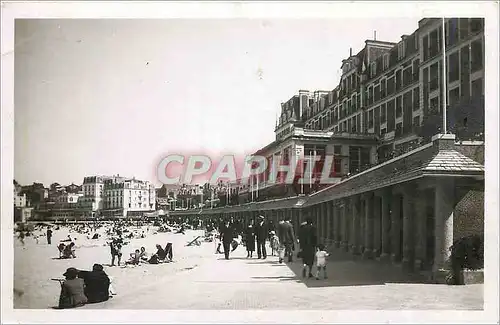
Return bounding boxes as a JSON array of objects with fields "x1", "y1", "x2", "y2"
[
  {"x1": 315, "y1": 244, "x2": 329, "y2": 280},
  {"x1": 269, "y1": 231, "x2": 280, "y2": 256}
]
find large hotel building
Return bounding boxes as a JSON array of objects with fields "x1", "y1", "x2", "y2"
[
  {"x1": 181, "y1": 18, "x2": 485, "y2": 280},
  {"x1": 231, "y1": 18, "x2": 484, "y2": 204}
]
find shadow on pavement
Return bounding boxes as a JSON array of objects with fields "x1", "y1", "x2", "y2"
[{"x1": 271, "y1": 249, "x2": 429, "y2": 288}]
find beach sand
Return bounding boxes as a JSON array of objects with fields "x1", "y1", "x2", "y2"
[{"x1": 14, "y1": 225, "x2": 208, "y2": 309}]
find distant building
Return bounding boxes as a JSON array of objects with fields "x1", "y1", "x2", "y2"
[{"x1": 101, "y1": 176, "x2": 156, "y2": 218}]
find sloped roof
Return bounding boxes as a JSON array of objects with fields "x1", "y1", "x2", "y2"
[
  {"x1": 303, "y1": 143, "x2": 484, "y2": 207},
  {"x1": 423, "y1": 150, "x2": 484, "y2": 173}
]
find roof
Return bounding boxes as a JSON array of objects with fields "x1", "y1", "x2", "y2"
[
  {"x1": 423, "y1": 150, "x2": 485, "y2": 173},
  {"x1": 302, "y1": 143, "x2": 484, "y2": 207}
]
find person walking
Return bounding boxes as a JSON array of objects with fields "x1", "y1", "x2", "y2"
[
  {"x1": 47, "y1": 227, "x2": 53, "y2": 245},
  {"x1": 244, "y1": 219, "x2": 256, "y2": 258},
  {"x1": 277, "y1": 216, "x2": 296, "y2": 263},
  {"x1": 220, "y1": 220, "x2": 234, "y2": 260},
  {"x1": 298, "y1": 217, "x2": 317, "y2": 279},
  {"x1": 255, "y1": 215, "x2": 268, "y2": 259}
]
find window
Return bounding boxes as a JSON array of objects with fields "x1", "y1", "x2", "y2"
[
  {"x1": 374, "y1": 85, "x2": 380, "y2": 102},
  {"x1": 381, "y1": 103, "x2": 387, "y2": 123},
  {"x1": 334, "y1": 145, "x2": 342, "y2": 155},
  {"x1": 398, "y1": 41, "x2": 405, "y2": 60},
  {"x1": 471, "y1": 39, "x2": 483, "y2": 72},
  {"x1": 371, "y1": 62, "x2": 377, "y2": 77},
  {"x1": 412, "y1": 59, "x2": 420, "y2": 81},
  {"x1": 380, "y1": 79, "x2": 386, "y2": 98},
  {"x1": 413, "y1": 116, "x2": 420, "y2": 127},
  {"x1": 387, "y1": 77, "x2": 395, "y2": 95},
  {"x1": 413, "y1": 87, "x2": 420, "y2": 111},
  {"x1": 334, "y1": 158, "x2": 342, "y2": 174},
  {"x1": 449, "y1": 87, "x2": 460, "y2": 107},
  {"x1": 449, "y1": 52, "x2": 460, "y2": 82},
  {"x1": 380, "y1": 128, "x2": 387, "y2": 135},
  {"x1": 403, "y1": 68, "x2": 412, "y2": 86},
  {"x1": 395, "y1": 123, "x2": 403, "y2": 137},
  {"x1": 459, "y1": 18, "x2": 469, "y2": 40},
  {"x1": 471, "y1": 78, "x2": 483, "y2": 98},
  {"x1": 423, "y1": 35, "x2": 429, "y2": 60},
  {"x1": 470, "y1": 18, "x2": 484, "y2": 34},
  {"x1": 396, "y1": 96, "x2": 402, "y2": 118},
  {"x1": 395, "y1": 70, "x2": 402, "y2": 91},
  {"x1": 383, "y1": 54, "x2": 389, "y2": 69},
  {"x1": 447, "y1": 18, "x2": 459, "y2": 46},
  {"x1": 430, "y1": 96, "x2": 440, "y2": 113},
  {"x1": 368, "y1": 110, "x2": 374, "y2": 128},
  {"x1": 430, "y1": 62, "x2": 439, "y2": 91},
  {"x1": 429, "y1": 29, "x2": 439, "y2": 58}
]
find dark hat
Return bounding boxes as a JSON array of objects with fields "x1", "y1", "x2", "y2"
[
  {"x1": 92, "y1": 264, "x2": 104, "y2": 271},
  {"x1": 63, "y1": 267, "x2": 78, "y2": 277}
]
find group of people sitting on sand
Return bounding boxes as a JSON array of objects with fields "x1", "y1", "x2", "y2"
[
  {"x1": 55, "y1": 264, "x2": 116, "y2": 309},
  {"x1": 109, "y1": 234, "x2": 174, "y2": 267}
]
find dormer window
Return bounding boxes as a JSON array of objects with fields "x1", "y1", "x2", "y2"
[
  {"x1": 370, "y1": 62, "x2": 377, "y2": 77},
  {"x1": 398, "y1": 41, "x2": 405, "y2": 60},
  {"x1": 383, "y1": 54, "x2": 389, "y2": 69}
]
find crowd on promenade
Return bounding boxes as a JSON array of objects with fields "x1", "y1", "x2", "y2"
[{"x1": 15, "y1": 213, "x2": 329, "y2": 309}]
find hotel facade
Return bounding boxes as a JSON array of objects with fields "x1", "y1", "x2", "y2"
[{"x1": 183, "y1": 18, "x2": 485, "y2": 282}]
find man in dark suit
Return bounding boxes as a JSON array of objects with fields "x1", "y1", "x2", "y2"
[
  {"x1": 220, "y1": 220, "x2": 234, "y2": 260},
  {"x1": 298, "y1": 217, "x2": 317, "y2": 278},
  {"x1": 255, "y1": 215, "x2": 268, "y2": 259},
  {"x1": 277, "y1": 215, "x2": 296, "y2": 263}
]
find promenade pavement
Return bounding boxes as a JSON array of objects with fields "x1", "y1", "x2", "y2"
[{"x1": 14, "y1": 229, "x2": 483, "y2": 310}]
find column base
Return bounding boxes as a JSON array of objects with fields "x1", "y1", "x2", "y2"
[
  {"x1": 431, "y1": 268, "x2": 452, "y2": 284},
  {"x1": 350, "y1": 245, "x2": 361, "y2": 255},
  {"x1": 391, "y1": 253, "x2": 401, "y2": 264},
  {"x1": 378, "y1": 252, "x2": 391, "y2": 262},
  {"x1": 372, "y1": 248, "x2": 380, "y2": 259},
  {"x1": 362, "y1": 248, "x2": 373, "y2": 259},
  {"x1": 414, "y1": 259, "x2": 424, "y2": 271},
  {"x1": 401, "y1": 257, "x2": 413, "y2": 272},
  {"x1": 341, "y1": 241, "x2": 349, "y2": 251}
]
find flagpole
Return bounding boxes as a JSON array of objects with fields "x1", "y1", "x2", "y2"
[{"x1": 442, "y1": 17, "x2": 448, "y2": 134}]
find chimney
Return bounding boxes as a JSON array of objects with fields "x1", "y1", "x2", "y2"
[
  {"x1": 374, "y1": 30, "x2": 377, "y2": 40},
  {"x1": 432, "y1": 133, "x2": 456, "y2": 150},
  {"x1": 349, "y1": 47, "x2": 352, "y2": 57}
]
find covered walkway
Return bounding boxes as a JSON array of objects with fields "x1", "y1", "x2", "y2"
[{"x1": 171, "y1": 134, "x2": 484, "y2": 282}]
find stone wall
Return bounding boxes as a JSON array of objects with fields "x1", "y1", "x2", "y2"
[{"x1": 454, "y1": 190, "x2": 484, "y2": 239}]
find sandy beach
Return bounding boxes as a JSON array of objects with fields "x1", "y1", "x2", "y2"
[
  {"x1": 13, "y1": 223, "x2": 483, "y2": 310},
  {"x1": 14, "y1": 225, "x2": 209, "y2": 309}
]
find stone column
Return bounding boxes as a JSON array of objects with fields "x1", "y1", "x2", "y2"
[
  {"x1": 325, "y1": 202, "x2": 332, "y2": 246},
  {"x1": 358, "y1": 199, "x2": 365, "y2": 253},
  {"x1": 350, "y1": 196, "x2": 361, "y2": 255},
  {"x1": 379, "y1": 188, "x2": 391, "y2": 261},
  {"x1": 414, "y1": 194, "x2": 427, "y2": 271},
  {"x1": 391, "y1": 193, "x2": 402, "y2": 263},
  {"x1": 332, "y1": 203, "x2": 339, "y2": 247},
  {"x1": 363, "y1": 193, "x2": 374, "y2": 259},
  {"x1": 342, "y1": 198, "x2": 350, "y2": 251},
  {"x1": 324, "y1": 202, "x2": 329, "y2": 243},
  {"x1": 402, "y1": 187, "x2": 416, "y2": 271},
  {"x1": 433, "y1": 178, "x2": 455, "y2": 280},
  {"x1": 373, "y1": 195, "x2": 382, "y2": 258}
]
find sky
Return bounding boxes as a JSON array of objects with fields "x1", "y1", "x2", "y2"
[{"x1": 14, "y1": 18, "x2": 422, "y2": 187}]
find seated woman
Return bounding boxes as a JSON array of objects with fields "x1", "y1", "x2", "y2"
[
  {"x1": 61, "y1": 242, "x2": 76, "y2": 259},
  {"x1": 58, "y1": 268, "x2": 88, "y2": 309},
  {"x1": 147, "y1": 244, "x2": 165, "y2": 264},
  {"x1": 125, "y1": 249, "x2": 141, "y2": 265},
  {"x1": 78, "y1": 264, "x2": 110, "y2": 304},
  {"x1": 138, "y1": 247, "x2": 149, "y2": 262}
]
